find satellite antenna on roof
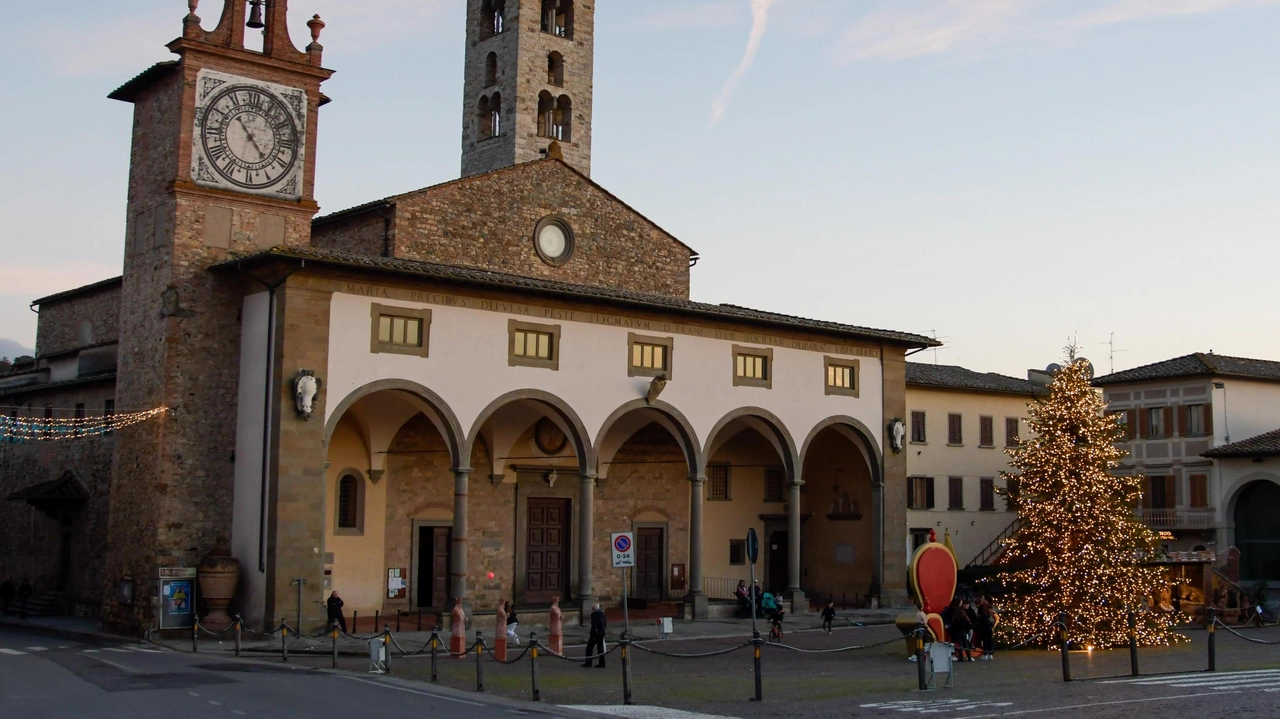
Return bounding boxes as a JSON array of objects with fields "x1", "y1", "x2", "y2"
[
  {"x1": 927, "y1": 329, "x2": 952, "y2": 365},
  {"x1": 1046, "y1": 363, "x2": 1063, "y2": 374},
  {"x1": 1099, "y1": 332, "x2": 1128, "y2": 374}
]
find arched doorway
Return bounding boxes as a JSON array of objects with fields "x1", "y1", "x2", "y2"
[
  {"x1": 1234, "y1": 480, "x2": 1280, "y2": 581},
  {"x1": 798, "y1": 418, "x2": 883, "y2": 605}
]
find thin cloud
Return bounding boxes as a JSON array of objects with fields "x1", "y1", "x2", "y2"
[
  {"x1": 832, "y1": 0, "x2": 1280, "y2": 63},
  {"x1": 614, "y1": 0, "x2": 745, "y2": 33},
  {"x1": 711, "y1": 0, "x2": 777, "y2": 126}
]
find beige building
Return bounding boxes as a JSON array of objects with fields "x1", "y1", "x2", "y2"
[{"x1": 903, "y1": 363, "x2": 1046, "y2": 571}]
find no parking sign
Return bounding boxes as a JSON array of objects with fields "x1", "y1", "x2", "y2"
[{"x1": 612, "y1": 532, "x2": 635, "y2": 568}]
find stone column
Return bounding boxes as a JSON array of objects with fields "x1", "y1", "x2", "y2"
[
  {"x1": 577, "y1": 472, "x2": 596, "y2": 621},
  {"x1": 451, "y1": 467, "x2": 472, "y2": 608},
  {"x1": 871, "y1": 477, "x2": 884, "y2": 606},
  {"x1": 684, "y1": 473, "x2": 708, "y2": 619},
  {"x1": 787, "y1": 476, "x2": 806, "y2": 614}
]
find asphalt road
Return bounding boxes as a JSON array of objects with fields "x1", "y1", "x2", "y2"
[{"x1": 0, "y1": 626, "x2": 595, "y2": 719}]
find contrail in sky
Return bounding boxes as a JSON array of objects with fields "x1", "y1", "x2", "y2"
[{"x1": 711, "y1": 0, "x2": 776, "y2": 125}]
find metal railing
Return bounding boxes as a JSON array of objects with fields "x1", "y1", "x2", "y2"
[
  {"x1": 1135, "y1": 507, "x2": 1215, "y2": 530},
  {"x1": 967, "y1": 517, "x2": 1024, "y2": 567},
  {"x1": 703, "y1": 577, "x2": 744, "y2": 600}
]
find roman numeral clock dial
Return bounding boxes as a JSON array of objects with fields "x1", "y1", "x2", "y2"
[{"x1": 192, "y1": 70, "x2": 307, "y2": 199}]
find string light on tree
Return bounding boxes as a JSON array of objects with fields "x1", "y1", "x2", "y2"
[
  {"x1": 0, "y1": 407, "x2": 167, "y2": 442},
  {"x1": 993, "y1": 352, "x2": 1182, "y2": 649}
]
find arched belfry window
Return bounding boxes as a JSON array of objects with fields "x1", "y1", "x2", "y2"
[
  {"x1": 541, "y1": 0, "x2": 573, "y2": 38},
  {"x1": 335, "y1": 471, "x2": 366, "y2": 535},
  {"x1": 481, "y1": 0, "x2": 507, "y2": 39},
  {"x1": 547, "y1": 52, "x2": 565, "y2": 87},
  {"x1": 479, "y1": 95, "x2": 503, "y2": 140},
  {"x1": 538, "y1": 92, "x2": 572, "y2": 142},
  {"x1": 485, "y1": 52, "x2": 499, "y2": 87}
]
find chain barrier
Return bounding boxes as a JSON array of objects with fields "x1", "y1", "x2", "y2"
[
  {"x1": 539, "y1": 642, "x2": 621, "y2": 663},
  {"x1": 1214, "y1": 618, "x2": 1280, "y2": 645},
  {"x1": 765, "y1": 630, "x2": 915, "y2": 654},
  {"x1": 487, "y1": 642, "x2": 534, "y2": 664},
  {"x1": 631, "y1": 638, "x2": 754, "y2": 659}
]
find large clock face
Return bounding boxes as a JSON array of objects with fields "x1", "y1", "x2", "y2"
[{"x1": 192, "y1": 70, "x2": 307, "y2": 199}]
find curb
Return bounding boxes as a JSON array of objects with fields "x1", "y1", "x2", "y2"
[{"x1": 0, "y1": 616, "x2": 137, "y2": 646}]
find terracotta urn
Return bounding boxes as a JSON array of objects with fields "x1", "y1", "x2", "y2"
[{"x1": 198, "y1": 536, "x2": 240, "y2": 631}]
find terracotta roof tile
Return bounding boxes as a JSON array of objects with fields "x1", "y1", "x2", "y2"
[
  {"x1": 1202, "y1": 428, "x2": 1280, "y2": 458},
  {"x1": 1093, "y1": 352, "x2": 1280, "y2": 385},
  {"x1": 906, "y1": 363, "x2": 1046, "y2": 395}
]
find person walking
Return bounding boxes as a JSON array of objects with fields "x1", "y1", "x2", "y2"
[
  {"x1": 0, "y1": 577, "x2": 14, "y2": 616},
  {"x1": 326, "y1": 590, "x2": 347, "y2": 633},
  {"x1": 17, "y1": 577, "x2": 32, "y2": 620},
  {"x1": 583, "y1": 603, "x2": 607, "y2": 668},
  {"x1": 821, "y1": 601, "x2": 837, "y2": 634},
  {"x1": 505, "y1": 601, "x2": 520, "y2": 645}
]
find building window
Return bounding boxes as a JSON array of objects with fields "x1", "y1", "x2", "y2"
[
  {"x1": 484, "y1": 52, "x2": 498, "y2": 87},
  {"x1": 628, "y1": 333, "x2": 673, "y2": 378},
  {"x1": 980, "y1": 478, "x2": 995, "y2": 511},
  {"x1": 979, "y1": 416, "x2": 994, "y2": 447},
  {"x1": 541, "y1": 0, "x2": 573, "y2": 38},
  {"x1": 537, "y1": 92, "x2": 572, "y2": 142},
  {"x1": 547, "y1": 52, "x2": 564, "y2": 86},
  {"x1": 1184, "y1": 404, "x2": 1206, "y2": 436},
  {"x1": 1189, "y1": 474, "x2": 1209, "y2": 508},
  {"x1": 823, "y1": 356, "x2": 860, "y2": 397},
  {"x1": 948, "y1": 477, "x2": 964, "y2": 510},
  {"x1": 1144, "y1": 475, "x2": 1175, "y2": 509},
  {"x1": 508, "y1": 320, "x2": 561, "y2": 370},
  {"x1": 707, "y1": 464, "x2": 730, "y2": 501},
  {"x1": 907, "y1": 476, "x2": 934, "y2": 510},
  {"x1": 480, "y1": 0, "x2": 506, "y2": 39},
  {"x1": 729, "y1": 539, "x2": 746, "y2": 565},
  {"x1": 370, "y1": 304, "x2": 431, "y2": 358},
  {"x1": 910, "y1": 528, "x2": 932, "y2": 552},
  {"x1": 911, "y1": 411, "x2": 926, "y2": 443},
  {"x1": 1147, "y1": 407, "x2": 1166, "y2": 438},
  {"x1": 478, "y1": 93, "x2": 502, "y2": 140},
  {"x1": 948, "y1": 413, "x2": 962, "y2": 445},
  {"x1": 1005, "y1": 417, "x2": 1020, "y2": 446},
  {"x1": 764, "y1": 467, "x2": 785, "y2": 503},
  {"x1": 732, "y1": 345, "x2": 772, "y2": 389},
  {"x1": 335, "y1": 472, "x2": 365, "y2": 535}
]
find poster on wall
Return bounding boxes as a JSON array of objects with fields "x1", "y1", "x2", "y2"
[
  {"x1": 387, "y1": 568, "x2": 407, "y2": 599},
  {"x1": 158, "y1": 567, "x2": 198, "y2": 629}
]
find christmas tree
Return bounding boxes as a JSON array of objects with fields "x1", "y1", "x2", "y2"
[{"x1": 994, "y1": 355, "x2": 1182, "y2": 649}]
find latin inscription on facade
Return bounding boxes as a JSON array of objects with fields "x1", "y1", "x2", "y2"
[{"x1": 340, "y1": 282, "x2": 881, "y2": 359}]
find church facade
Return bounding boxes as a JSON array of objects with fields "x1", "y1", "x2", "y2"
[{"x1": 2, "y1": 0, "x2": 935, "y2": 633}]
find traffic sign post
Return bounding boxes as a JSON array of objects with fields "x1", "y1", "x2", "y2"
[
  {"x1": 746, "y1": 528, "x2": 762, "y2": 702},
  {"x1": 612, "y1": 533, "x2": 635, "y2": 637}
]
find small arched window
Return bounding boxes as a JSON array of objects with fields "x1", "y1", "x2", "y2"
[
  {"x1": 335, "y1": 472, "x2": 365, "y2": 534},
  {"x1": 537, "y1": 92, "x2": 572, "y2": 142},
  {"x1": 478, "y1": 94, "x2": 502, "y2": 140},
  {"x1": 481, "y1": 0, "x2": 506, "y2": 39},
  {"x1": 547, "y1": 52, "x2": 564, "y2": 87},
  {"x1": 541, "y1": 0, "x2": 573, "y2": 38},
  {"x1": 485, "y1": 52, "x2": 499, "y2": 87},
  {"x1": 555, "y1": 95, "x2": 572, "y2": 142}
]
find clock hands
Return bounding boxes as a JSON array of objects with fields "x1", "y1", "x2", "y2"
[{"x1": 235, "y1": 116, "x2": 267, "y2": 162}]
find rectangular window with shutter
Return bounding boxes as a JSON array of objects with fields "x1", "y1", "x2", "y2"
[
  {"x1": 370, "y1": 303, "x2": 432, "y2": 358},
  {"x1": 980, "y1": 416, "x2": 994, "y2": 447},
  {"x1": 980, "y1": 478, "x2": 995, "y2": 511},
  {"x1": 1147, "y1": 407, "x2": 1166, "y2": 438},
  {"x1": 908, "y1": 476, "x2": 934, "y2": 510},
  {"x1": 1111, "y1": 410, "x2": 1128, "y2": 439},
  {"x1": 948, "y1": 413, "x2": 963, "y2": 445},
  {"x1": 911, "y1": 411, "x2": 927, "y2": 443},
  {"x1": 707, "y1": 464, "x2": 730, "y2": 501},
  {"x1": 1189, "y1": 474, "x2": 1209, "y2": 508},
  {"x1": 1146, "y1": 475, "x2": 1175, "y2": 509},
  {"x1": 948, "y1": 477, "x2": 964, "y2": 510},
  {"x1": 1185, "y1": 404, "x2": 1206, "y2": 436},
  {"x1": 1005, "y1": 417, "x2": 1020, "y2": 446}
]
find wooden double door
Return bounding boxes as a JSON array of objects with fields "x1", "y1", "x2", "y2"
[
  {"x1": 526, "y1": 498, "x2": 571, "y2": 603},
  {"x1": 634, "y1": 527, "x2": 665, "y2": 601},
  {"x1": 416, "y1": 525, "x2": 452, "y2": 608}
]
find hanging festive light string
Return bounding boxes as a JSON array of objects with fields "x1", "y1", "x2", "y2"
[
  {"x1": 991, "y1": 356, "x2": 1183, "y2": 650},
  {"x1": 0, "y1": 407, "x2": 167, "y2": 442}
]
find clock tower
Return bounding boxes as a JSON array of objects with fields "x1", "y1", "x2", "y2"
[
  {"x1": 461, "y1": 0, "x2": 595, "y2": 178},
  {"x1": 102, "y1": 0, "x2": 332, "y2": 633}
]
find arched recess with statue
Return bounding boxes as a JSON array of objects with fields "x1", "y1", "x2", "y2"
[{"x1": 797, "y1": 417, "x2": 884, "y2": 607}]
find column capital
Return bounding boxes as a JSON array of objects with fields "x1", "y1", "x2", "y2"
[
  {"x1": 453, "y1": 466, "x2": 475, "y2": 476},
  {"x1": 688, "y1": 473, "x2": 707, "y2": 485},
  {"x1": 579, "y1": 471, "x2": 598, "y2": 482}
]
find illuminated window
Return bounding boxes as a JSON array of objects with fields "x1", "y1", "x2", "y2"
[
  {"x1": 514, "y1": 330, "x2": 553, "y2": 359},
  {"x1": 370, "y1": 304, "x2": 431, "y2": 358},
  {"x1": 509, "y1": 320, "x2": 561, "y2": 370},
  {"x1": 732, "y1": 346, "x2": 772, "y2": 389},
  {"x1": 628, "y1": 333, "x2": 673, "y2": 378},
  {"x1": 824, "y1": 357, "x2": 860, "y2": 397}
]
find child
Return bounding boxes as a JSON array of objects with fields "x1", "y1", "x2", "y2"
[
  {"x1": 821, "y1": 601, "x2": 836, "y2": 634},
  {"x1": 505, "y1": 601, "x2": 520, "y2": 645}
]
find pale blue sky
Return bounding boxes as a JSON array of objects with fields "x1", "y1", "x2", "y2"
[{"x1": 2, "y1": 0, "x2": 1278, "y2": 377}]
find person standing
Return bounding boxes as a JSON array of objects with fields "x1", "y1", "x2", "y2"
[
  {"x1": 326, "y1": 590, "x2": 346, "y2": 633},
  {"x1": 505, "y1": 601, "x2": 520, "y2": 645},
  {"x1": 951, "y1": 598, "x2": 975, "y2": 662},
  {"x1": 975, "y1": 597, "x2": 997, "y2": 660},
  {"x1": 0, "y1": 577, "x2": 14, "y2": 616},
  {"x1": 821, "y1": 601, "x2": 837, "y2": 634},
  {"x1": 583, "y1": 602, "x2": 606, "y2": 668},
  {"x1": 17, "y1": 577, "x2": 32, "y2": 620}
]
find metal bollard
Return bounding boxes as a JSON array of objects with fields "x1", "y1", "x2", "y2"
[
  {"x1": 353, "y1": 610, "x2": 358, "y2": 633},
  {"x1": 383, "y1": 626, "x2": 392, "y2": 675},
  {"x1": 475, "y1": 631, "x2": 486, "y2": 692},
  {"x1": 751, "y1": 630, "x2": 764, "y2": 702},
  {"x1": 1207, "y1": 607, "x2": 1217, "y2": 672},
  {"x1": 235, "y1": 617, "x2": 242, "y2": 658},
  {"x1": 916, "y1": 623, "x2": 928, "y2": 691},
  {"x1": 282, "y1": 618, "x2": 289, "y2": 663},
  {"x1": 621, "y1": 633, "x2": 634, "y2": 706},
  {"x1": 375, "y1": 610, "x2": 380, "y2": 631},
  {"x1": 530, "y1": 632, "x2": 542, "y2": 702},
  {"x1": 332, "y1": 623, "x2": 339, "y2": 669},
  {"x1": 1058, "y1": 611, "x2": 1071, "y2": 682},
  {"x1": 1127, "y1": 610, "x2": 1139, "y2": 677},
  {"x1": 430, "y1": 630, "x2": 440, "y2": 682},
  {"x1": 193, "y1": 622, "x2": 199, "y2": 653}
]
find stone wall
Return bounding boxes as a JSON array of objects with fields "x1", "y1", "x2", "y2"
[{"x1": 34, "y1": 281, "x2": 122, "y2": 359}]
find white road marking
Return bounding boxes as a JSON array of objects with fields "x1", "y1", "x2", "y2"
[
  {"x1": 208, "y1": 701, "x2": 221, "y2": 706},
  {"x1": 0, "y1": 648, "x2": 25, "y2": 655},
  {"x1": 859, "y1": 699, "x2": 1013, "y2": 714},
  {"x1": 104, "y1": 647, "x2": 132, "y2": 653},
  {"x1": 566, "y1": 706, "x2": 741, "y2": 719},
  {"x1": 337, "y1": 675, "x2": 486, "y2": 706},
  {"x1": 25, "y1": 647, "x2": 48, "y2": 652},
  {"x1": 1103, "y1": 669, "x2": 1280, "y2": 684},
  {"x1": 82, "y1": 649, "x2": 99, "y2": 653},
  {"x1": 958, "y1": 691, "x2": 1243, "y2": 718},
  {"x1": 232, "y1": 711, "x2": 247, "y2": 716},
  {"x1": 1100, "y1": 669, "x2": 1280, "y2": 690},
  {"x1": 188, "y1": 692, "x2": 201, "y2": 697},
  {"x1": 84, "y1": 653, "x2": 142, "y2": 675}
]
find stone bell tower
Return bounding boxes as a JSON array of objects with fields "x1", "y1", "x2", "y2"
[
  {"x1": 461, "y1": 0, "x2": 594, "y2": 177},
  {"x1": 101, "y1": 0, "x2": 333, "y2": 633}
]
